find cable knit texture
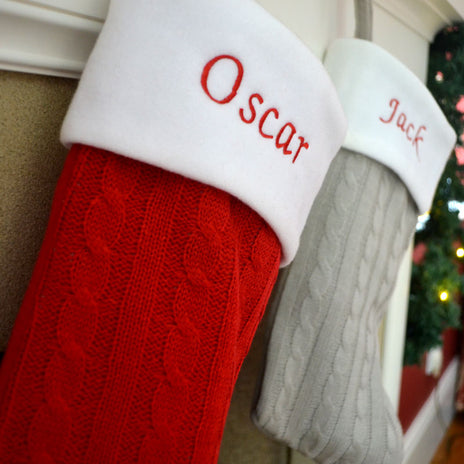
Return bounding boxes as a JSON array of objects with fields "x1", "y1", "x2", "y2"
[
  {"x1": 253, "y1": 149, "x2": 417, "y2": 463},
  {"x1": 0, "y1": 144, "x2": 281, "y2": 463}
]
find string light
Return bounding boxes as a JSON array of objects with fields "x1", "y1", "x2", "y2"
[
  {"x1": 439, "y1": 290, "x2": 449, "y2": 302},
  {"x1": 456, "y1": 247, "x2": 464, "y2": 258},
  {"x1": 416, "y1": 210, "x2": 430, "y2": 231}
]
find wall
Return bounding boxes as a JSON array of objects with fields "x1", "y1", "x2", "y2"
[
  {"x1": 219, "y1": 315, "x2": 289, "y2": 463},
  {"x1": 0, "y1": 70, "x2": 76, "y2": 352}
]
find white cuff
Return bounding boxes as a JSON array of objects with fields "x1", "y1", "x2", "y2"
[
  {"x1": 324, "y1": 38, "x2": 456, "y2": 214},
  {"x1": 61, "y1": 0, "x2": 347, "y2": 266}
]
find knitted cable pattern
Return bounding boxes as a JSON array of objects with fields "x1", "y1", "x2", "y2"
[
  {"x1": 137, "y1": 188, "x2": 232, "y2": 463},
  {"x1": 257, "y1": 152, "x2": 366, "y2": 436},
  {"x1": 26, "y1": 152, "x2": 137, "y2": 463},
  {"x1": 81, "y1": 161, "x2": 183, "y2": 463},
  {"x1": 357, "y1": 180, "x2": 416, "y2": 464},
  {"x1": 326, "y1": 168, "x2": 390, "y2": 463},
  {"x1": 190, "y1": 196, "x2": 281, "y2": 463},
  {"x1": 337, "y1": 167, "x2": 412, "y2": 464},
  {"x1": 0, "y1": 145, "x2": 149, "y2": 462},
  {"x1": 301, "y1": 156, "x2": 412, "y2": 464},
  {"x1": 254, "y1": 150, "x2": 412, "y2": 464},
  {"x1": 298, "y1": 156, "x2": 390, "y2": 460},
  {"x1": 0, "y1": 144, "x2": 281, "y2": 464}
]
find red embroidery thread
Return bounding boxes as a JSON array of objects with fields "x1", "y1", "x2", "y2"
[
  {"x1": 201, "y1": 55, "x2": 244, "y2": 104},
  {"x1": 293, "y1": 137, "x2": 310, "y2": 164},
  {"x1": 239, "y1": 93, "x2": 264, "y2": 124},
  {"x1": 201, "y1": 54, "x2": 310, "y2": 163},
  {"x1": 379, "y1": 98, "x2": 426, "y2": 159},
  {"x1": 276, "y1": 123, "x2": 296, "y2": 155},
  {"x1": 259, "y1": 108, "x2": 279, "y2": 139}
]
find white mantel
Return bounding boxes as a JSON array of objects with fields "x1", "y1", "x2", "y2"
[{"x1": 0, "y1": 0, "x2": 462, "y2": 77}]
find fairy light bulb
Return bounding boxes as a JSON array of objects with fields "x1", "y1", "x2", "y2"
[
  {"x1": 439, "y1": 291, "x2": 449, "y2": 302},
  {"x1": 456, "y1": 247, "x2": 464, "y2": 258}
]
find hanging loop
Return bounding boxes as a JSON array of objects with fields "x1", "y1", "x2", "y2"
[{"x1": 354, "y1": 0, "x2": 373, "y2": 41}]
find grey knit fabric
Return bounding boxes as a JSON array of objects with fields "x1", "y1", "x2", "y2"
[{"x1": 253, "y1": 148, "x2": 418, "y2": 464}]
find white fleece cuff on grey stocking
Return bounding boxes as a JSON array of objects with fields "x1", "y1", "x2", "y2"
[
  {"x1": 253, "y1": 149, "x2": 416, "y2": 463},
  {"x1": 253, "y1": 39, "x2": 456, "y2": 464}
]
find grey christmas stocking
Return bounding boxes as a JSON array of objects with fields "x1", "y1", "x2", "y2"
[{"x1": 253, "y1": 38, "x2": 456, "y2": 464}]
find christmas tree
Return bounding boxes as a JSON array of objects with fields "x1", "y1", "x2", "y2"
[{"x1": 404, "y1": 23, "x2": 464, "y2": 365}]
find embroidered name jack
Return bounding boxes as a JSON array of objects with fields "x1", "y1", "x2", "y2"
[
  {"x1": 201, "y1": 55, "x2": 309, "y2": 164},
  {"x1": 379, "y1": 98, "x2": 426, "y2": 159}
]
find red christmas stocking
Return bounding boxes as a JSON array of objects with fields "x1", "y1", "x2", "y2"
[
  {"x1": 0, "y1": 0, "x2": 346, "y2": 462},
  {"x1": 0, "y1": 144, "x2": 280, "y2": 463}
]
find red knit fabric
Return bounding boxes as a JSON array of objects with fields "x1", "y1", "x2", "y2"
[{"x1": 0, "y1": 144, "x2": 281, "y2": 463}]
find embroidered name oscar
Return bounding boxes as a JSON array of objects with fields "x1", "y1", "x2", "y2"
[
  {"x1": 379, "y1": 98, "x2": 426, "y2": 159},
  {"x1": 201, "y1": 55, "x2": 309, "y2": 163}
]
